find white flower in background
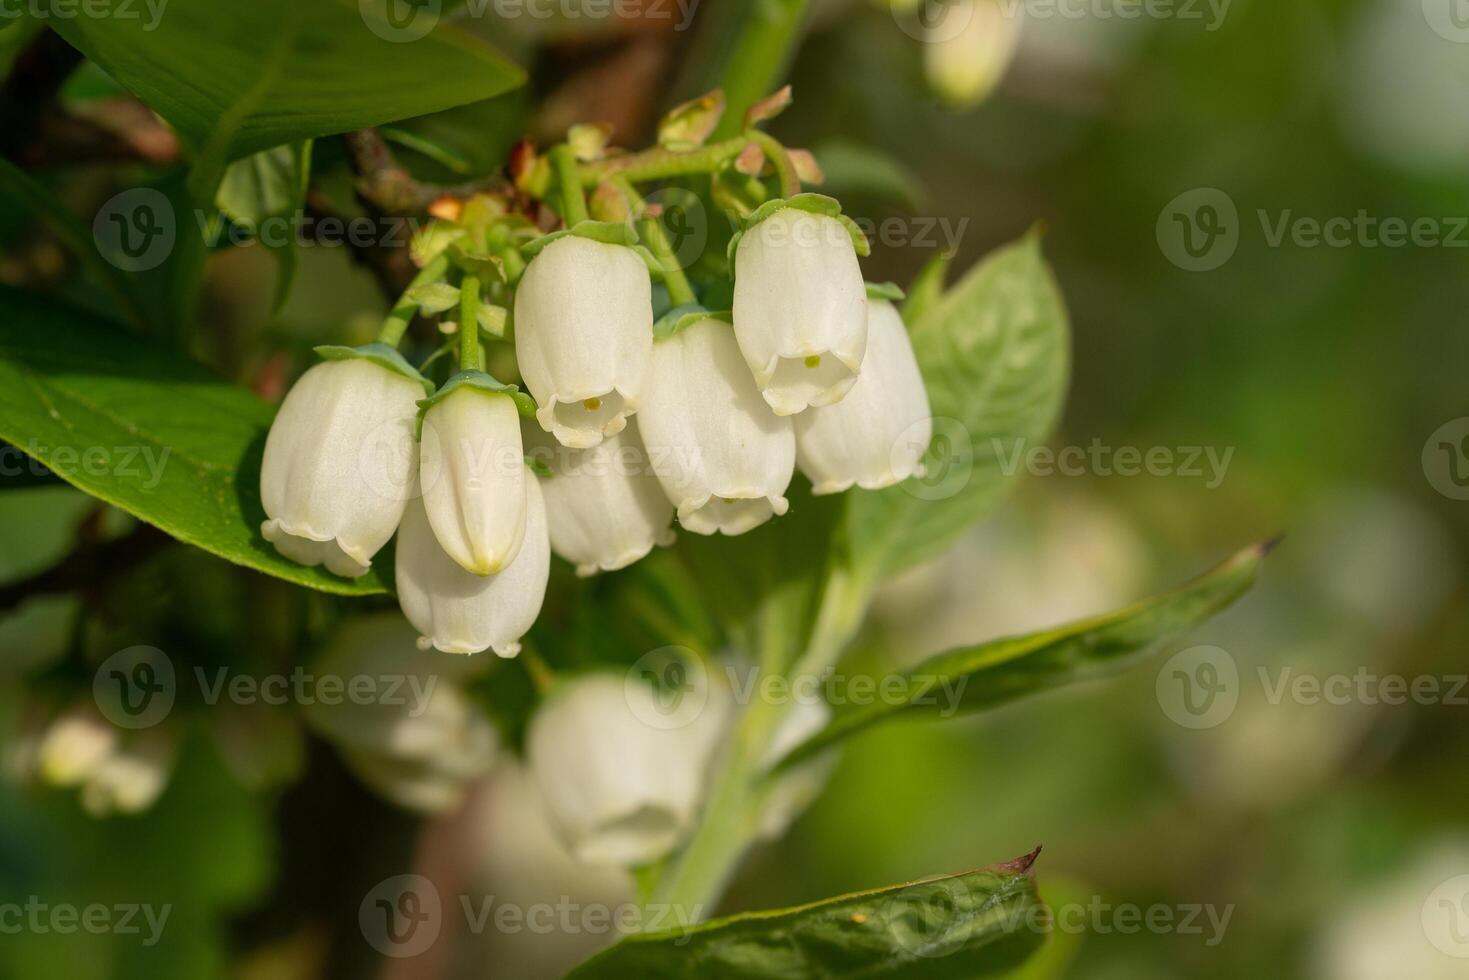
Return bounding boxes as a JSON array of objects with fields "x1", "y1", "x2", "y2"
[
  {"x1": 526, "y1": 672, "x2": 728, "y2": 867},
  {"x1": 420, "y1": 387, "x2": 528, "y2": 576},
  {"x1": 78, "y1": 729, "x2": 177, "y2": 817},
  {"x1": 757, "y1": 697, "x2": 838, "y2": 841},
  {"x1": 638, "y1": 318, "x2": 795, "y2": 536},
  {"x1": 396, "y1": 475, "x2": 550, "y2": 657},
  {"x1": 515, "y1": 235, "x2": 654, "y2": 449},
  {"x1": 732, "y1": 208, "x2": 868, "y2": 416},
  {"x1": 463, "y1": 762, "x2": 636, "y2": 978},
  {"x1": 795, "y1": 300, "x2": 932, "y2": 494},
  {"x1": 530, "y1": 419, "x2": 675, "y2": 576},
  {"x1": 924, "y1": 0, "x2": 1024, "y2": 108},
  {"x1": 305, "y1": 616, "x2": 499, "y2": 812},
  {"x1": 260, "y1": 358, "x2": 422, "y2": 577},
  {"x1": 37, "y1": 702, "x2": 117, "y2": 787}
]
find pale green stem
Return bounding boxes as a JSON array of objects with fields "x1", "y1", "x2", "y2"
[
  {"x1": 615, "y1": 177, "x2": 699, "y2": 308},
  {"x1": 458, "y1": 274, "x2": 481, "y2": 371},
  {"x1": 550, "y1": 144, "x2": 589, "y2": 226},
  {"x1": 376, "y1": 253, "x2": 450, "y2": 347},
  {"x1": 748, "y1": 129, "x2": 801, "y2": 200},
  {"x1": 579, "y1": 137, "x2": 748, "y2": 187}
]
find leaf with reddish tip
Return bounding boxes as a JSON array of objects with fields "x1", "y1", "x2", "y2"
[
  {"x1": 743, "y1": 84, "x2": 793, "y2": 128},
  {"x1": 658, "y1": 89, "x2": 726, "y2": 149}
]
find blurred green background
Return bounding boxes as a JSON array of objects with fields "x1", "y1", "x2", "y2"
[{"x1": 2, "y1": 0, "x2": 1467, "y2": 976}]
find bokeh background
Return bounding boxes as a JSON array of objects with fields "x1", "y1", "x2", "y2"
[{"x1": 2, "y1": 0, "x2": 1467, "y2": 977}]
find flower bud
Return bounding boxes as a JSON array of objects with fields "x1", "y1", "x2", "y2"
[
  {"x1": 260, "y1": 357, "x2": 423, "y2": 577},
  {"x1": 638, "y1": 318, "x2": 795, "y2": 536},
  {"x1": 530, "y1": 419, "x2": 675, "y2": 576},
  {"x1": 79, "y1": 729, "x2": 176, "y2": 817},
  {"x1": 732, "y1": 208, "x2": 868, "y2": 416},
  {"x1": 526, "y1": 672, "x2": 726, "y2": 866},
  {"x1": 794, "y1": 300, "x2": 932, "y2": 494},
  {"x1": 420, "y1": 386, "x2": 528, "y2": 576},
  {"x1": 924, "y1": 0, "x2": 1023, "y2": 108},
  {"x1": 514, "y1": 235, "x2": 654, "y2": 449},
  {"x1": 37, "y1": 703, "x2": 116, "y2": 787},
  {"x1": 396, "y1": 474, "x2": 550, "y2": 657}
]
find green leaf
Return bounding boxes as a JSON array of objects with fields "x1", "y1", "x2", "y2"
[
  {"x1": 774, "y1": 542, "x2": 1269, "y2": 770},
  {"x1": 567, "y1": 851, "x2": 1047, "y2": 979},
  {"x1": 843, "y1": 233, "x2": 1069, "y2": 580},
  {"x1": 900, "y1": 250, "x2": 953, "y2": 326},
  {"x1": 215, "y1": 141, "x2": 313, "y2": 311},
  {"x1": 0, "y1": 287, "x2": 390, "y2": 596},
  {"x1": 813, "y1": 140, "x2": 927, "y2": 211},
  {"x1": 45, "y1": 0, "x2": 525, "y2": 163}
]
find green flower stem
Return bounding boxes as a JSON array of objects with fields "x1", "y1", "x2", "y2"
[
  {"x1": 458, "y1": 274, "x2": 482, "y2": 371},
  {"x1": 376, "y1": 253, "x2": 450, "y2": 347},
  {"x1": 578, "y1": 137, "x2": 748, "y2": 187},
  {"x1": 616, "y1": 177, "x2": 698, "y2": 307},
  {"x1": 749, "y1": 129, "x2": 800, "y2": 200},
  {"x1": 650, "y1": 568, "x2": 872, "y2": 917},
  {"x1": 550, "y1": 144, "x2": 589, "y2": 226}
]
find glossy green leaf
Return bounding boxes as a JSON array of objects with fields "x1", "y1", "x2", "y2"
[
  {"x1": 0, "y1": 287, "x2": 391, "y2": 596},
  {"x1": 844, "y1": 233, "x2": 1069, "y2": 580},
  {"x1": 215, "y1": 141, "x2": 313, "y2": 311},
  {"x1": 45, "y1": 0, "x2": 525, "y2": 162},
  {"x1": 567, "y1": 851, "x2": 1048, "y2": 979},
  {"x1": 775, "y1": 542, "x2": 1268, "y2": 769}
]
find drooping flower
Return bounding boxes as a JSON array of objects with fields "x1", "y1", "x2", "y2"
[
  {"x1": 514, "y1": 235, "x2": 653, "y2": 449},
  {"x1": 529, "y1": 419, "x2": 675, "y2": 577},
  {"x1": 732, "y1": 207, "x2": 868, "y2": 415},
  {"x1": 526, "y1": 669, "x2": 730, "y2": 867},
  {"x1": 36, "y1": 702, "x2": 117, "y2": 787},
  {"x1": 396, "y1": 473, "x2": 550, "y2": 657},
  {"x1": 419, "y1": 383, "x2": 528, "y2": 576},
  {"x1": 638, "y1": 317, "x2": 795, "y2": 536},
  {"x1": 924, "y1": 0, "x2": 1024, "y2": 109},
  {"x1": 794, "y1": 299, "x2": 932, "y2": 494},
  {"x1": 260, "y1": 352, "x2": 425, "y2": 577}
]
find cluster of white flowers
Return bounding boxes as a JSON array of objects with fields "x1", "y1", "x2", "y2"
[
  {"x1": 6, "y1": 703, "x2": 176, "y2": 817},
  {"x1": 258, "y1": 197, "x2": 932, "y2": 658}
]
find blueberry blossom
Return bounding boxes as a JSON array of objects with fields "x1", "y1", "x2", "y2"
[
  {"x1": 514, "y1": 235, "x2": 654, "y2": 449},
  {"x1": 794, "y1": 300, "x2": 932, "y2": 494},
  {"x1": 395, "y1": 473, "x2": 550, "y2": 657},
  {"x1": 260, "y1": 351, "x2": 425, "y2": 577},
  {"x1": 638, "y1": 317, "x2": 796, "y2": 536},
  {"x1": 732, "y1": 206, "x2": 868, "y2": 416}
]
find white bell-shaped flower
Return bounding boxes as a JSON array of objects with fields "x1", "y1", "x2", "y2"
[
  {"x1": 260, "y1": 357, "x2": 423, "y2": 577},
  {"x1": 530, "y1": 419, "x2": 675, "y2": 576},
  {"x1": 526, "y1": 670, "x2": 729, "y2": 867},
  {"x1": 756, "y1": 696, "x2": 838, "y2": 841},
  {"x1": 794, "y1": 300, "x2": 933, "y2": 494},
  {"x1": 79, "y1": 729, "x2": 177, "y2": 817},
  {"x1": 638, "y1": 318, "x2": 795, "y2": 536},
  {"x1": 396, "y1": 474, "x2": 550, "y2": 657},
  {"x1": 924, "y1": 0, "x2": 1024, "y2": 108},
  {"x1": 732, "y1": 208, "x2": 868, "y2": 416},
  {"x1": 37, "y1": 703, "x2": 117, "y2": 787},
  {"x1": 419, "y1": 385, "x2": 528, "y2": 576},
  {"x1": 515, "y1": 235, "x2": 653, "y2": 449}
]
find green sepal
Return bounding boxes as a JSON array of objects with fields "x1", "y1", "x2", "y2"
[
  {"x1": 652, "y1": 304, "x2": 732, "y2": 341},
  {"x1": 415, "y1": 370, "x2": 538, "y2": 437},
  {"x1": 526, "y1": 453, "x2": 554, "y2": 478},
  {"x1": 314, "y1": 342, "x2": 434, "y2": 396},
  {"x1": 725, "y1": 193, "x2": 871, "y2": 273},
  {"x1": 522, "y1": 219, "x2": 638, "y2": 258},
  {"x1": 865, "y1": 281, "x2": 905, "y2": 301}
]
